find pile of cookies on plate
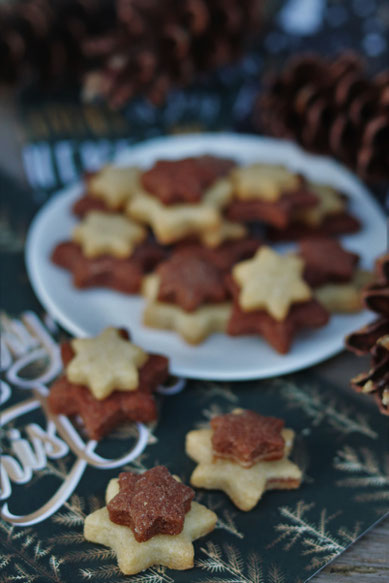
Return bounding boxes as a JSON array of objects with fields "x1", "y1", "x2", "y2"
[{"x1": 52, "y1": 155, "x2": 371, "y2": 353}]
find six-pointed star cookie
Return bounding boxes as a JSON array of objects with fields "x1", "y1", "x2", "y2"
[
  {"x1": 141, "y1": 155, "x2": 235, "y2": 205},
  {"x1": 231, "y1": 163, "x2": 302, "y2": 202},
  {"x1": 300, "y1": 237, "x2": 359, "y2": 288},
  {"x1": 84, "y1": 477, "x2": 217, "y2": 574},
  {"x1": 294, "y1": 182, "x2": 345, "y2": 226},
  {"x1": 232, "y1": 246, "x2": 312, "y2": 320},
  {"x1": 127, "y1": 178, "x2": 233, "y2": 244},
  {"x1": 72, "y1": 211, "x2": 146, "y2": 258},
  {"x1": 142, "y1": 275, "x2": 231, "y2": 344},
  {"x1": 314, "y1": 269, "x2": 374, "y2": 313},
  {"x1": 88, "y1": 165, "x2": 141, "y2": 209},
  {"x1": 66, "y1": 328, "x2": 148, "y2": 399},
  {"x1": 186, "y1": 428, "x2": 302, "y2": 511}
]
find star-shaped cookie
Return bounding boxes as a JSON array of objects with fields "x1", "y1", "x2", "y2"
[
  {"x1": 52, "y1": 240, "x2": 166, "y2": 293},
  {"x1": 294, "y1": 182, "x2": 345, "y2": 226},
  {"x1": 156, "y1": 253, "x2": 229, "y2": 312},
  {"x1": 142, "y1": 274, "x2": 231, "y2": 344},
  {"x1": 107, "y1": 467, "x2": 195, "y2": 541},
  {"x1": 269, "y1": 211, "x2": 361, "y2": 240},
  {"x1": 141, "y1": 155, "x2": 235, "y2": 205},
  {"x1": 231, "y1": 163, "x2": 302, "y2": 202},
  {"x1": 127, "y1": 178, "x2": 233, "y2": 244},
  {"x1": 66, "y1": 328, "x2": 148, "y2": 400},
  {"x1": 88, "y1": 165, "x2": 141, "y2": 209},
  {"x1": 232, "y1": 246, "x2": 312, "y2": 320},
  {"x1": 226, "y1": 275, "x2": 329, "y2": 353},
  {"x1": 49, "y1": 338, "x2": 168, "y2": 440},
  {"x1": 314, "y1": 269, "x2": 373, "y2": 313},
  {"x1": 300, "y1": 237, "x2": 359, "y2": 287},
  {"x1": 72, "y1": 211, "x2": 146, "y2": 258},
  {"x1": 186, "y1": 427, "x2": 302, "y2": 511},
  {"x1": 198, "y1": 218, "x2": 247, "y2": 248},
  {"x1": 84, "y1": 477, "x2": 217, "y2": 574}
]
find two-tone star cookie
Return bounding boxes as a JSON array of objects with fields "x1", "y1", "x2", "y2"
[
  {"x1": 142, "y1": 240, "x2": 262, "y2": 344},
  {"x1": 73, "y1": 165, "x2": 141, "y2": 216},
  {"x1": 52, "y1": 210, "x2": 166, "y2": 293},
  {"x1": 127, "y1": 167, "x2": 234, "y2": 245},
  {"x1": 48, "y1": 328, "x2": 169, "y2": 440},
  {"x1": 72, "y1": 211, "x2": 146, "y2": 259},
  {"x1": 227, "y1": 246, "x2": 329, "y2": 353},
  {"x1": 84, "y1": 466, "x2": 217, "y2": 574},
  {"x1": 186, "y1": 409, "x2": 302, "y2": 511},
  {"x1": 226, "y1": 163, "x2": 318, "y2": 229},
  {"x1": 268, "y1": 182, "x2": 361, "y2": 240},
  {"x1": 299, "y1": 238, "x2": 373, "y2": 313}
]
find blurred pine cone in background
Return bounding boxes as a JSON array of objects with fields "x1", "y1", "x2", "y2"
[
  {"x1": 0, "y1": 0, "x2": 264, "y2": 106},
  {"x1": 0, "y1": 0, "x2": 114, "y2": 83},
  {"x1": 346, "y1": 254, "x2": 389, "y2": 417},
  {"x1": 257, "y1": 53, "x2": 389, "y2": 182},
  {"x1": 82, "y1": 0, "x2": 263, "y2": 107}
]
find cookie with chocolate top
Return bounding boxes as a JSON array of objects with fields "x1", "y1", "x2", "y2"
[
  {"x1": 141, "y1": 155, "x2": 235, "y2": 205},
  {"x1": 156, "y1": 252, "x2": 230, "y2": 312},
  {"x1": 211, "y1": 409, "x2": 285, "y2": 466},
  {"x1": 107, "y1": 466, "x2": 195, "y2": 541},
  {"x1": 172, "y1": 237, "x2": 261, "y2": 272},
  {"x1": 186, "y1": 410, "x2": 302, "y2": 511},
  {"x1": 84, "y1": 468, "x2": 217, "y2": 574}
]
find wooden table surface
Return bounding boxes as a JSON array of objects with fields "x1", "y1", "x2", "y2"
[{"x1": 0, "y1": 93, "x2": 387, "y2": 582}]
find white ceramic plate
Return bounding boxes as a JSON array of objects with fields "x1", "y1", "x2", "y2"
[{"x1": 26, "y1": 133, "x2": 386, "y2": 380}]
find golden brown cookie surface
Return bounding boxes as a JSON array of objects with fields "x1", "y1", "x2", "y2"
[
  {"x1": 84, "y1": 475, "x2": 217, "y2": 574},
  {"x1": 186, "y1": 426, "x2": 302, "y2": 511}
]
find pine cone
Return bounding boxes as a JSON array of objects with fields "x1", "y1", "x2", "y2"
[
  {"x1": 0, "y1": 0, "x2": 114, "y2": 84},
  {"x1": 82, "y1": 0, "x2": 263, "y2": 107},
  {"x1": 257, "y1": 53, "x2": 389, "y2": 183},
  {"x1": 346, "y1": 253, "x2": 389, "y2": 416},
  {"x1": 0, "y1": 0, "x2": 264, "y2": 105}
]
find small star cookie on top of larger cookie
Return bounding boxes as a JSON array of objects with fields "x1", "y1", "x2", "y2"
[
  {"x1": 140, "y1": 155, "x2": 235, "y2": 205},
  {"x1": 226, "y1": 163, "x2": 319, "y2": 229},
  {"x1": 227, "y1": 246, "x2": 329, "y2": 353},
  {"x1": 48, "y1": 328, "x2": 169, "y2": 440},
  {"x1": 67, "y1": 327, "x2": 148, "y2": 399},
  {"x1": 72, "y1": 211, "x2": 147, "y2": 259},
  {"x1": 268, "y1": 182, "x2": 361, "y2": 241},
  {"x1": 141, "y1": 241, "x2": 260, "y2": 344},
  {"x1": 84, "y1": 466, "x2": 217, "y2": 574},
  {"x1": 127, "y1": 174, "x2": 233, "y2": 245},
  {"x1": 73, "y1": 166, "x2": 141, "y2": 216},
  {"x1": 232, "y1": 246, "x2": 312, "y2": 320},
  {"x1": 299, "y1": 238, "x2": 373, "y2": 313},
  {"x1": 186, "y1": 409, "x2": 302, "y2": 511}
]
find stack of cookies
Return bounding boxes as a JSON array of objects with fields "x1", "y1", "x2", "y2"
[
  {"x1": 48, "y1": 327, "x2": 169, "y2": 439},
  {"x1": 52, "y1": 153, "x2": 368, "y2": 354}
]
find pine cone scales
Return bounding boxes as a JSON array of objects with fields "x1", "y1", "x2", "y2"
[
  {"x1": 0, "y1": 0, "x2": 114, "y2": 83},
  {"x1": 83, "y1": 0, "x2": 263, "y2": 107},
  {"x1": 258, "y1": 53, "x2": 389, "y2": 182},
  {"x1": 0, "y1": 0, "x2": 263, "y2": 106},
  {"x1": 347, "y1": 254, "x2": 389, "y2": 416}
]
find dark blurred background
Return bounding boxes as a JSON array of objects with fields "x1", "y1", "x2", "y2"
[{"x1": 0, "y1": 0, "x2": 388, "y2": 206}]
